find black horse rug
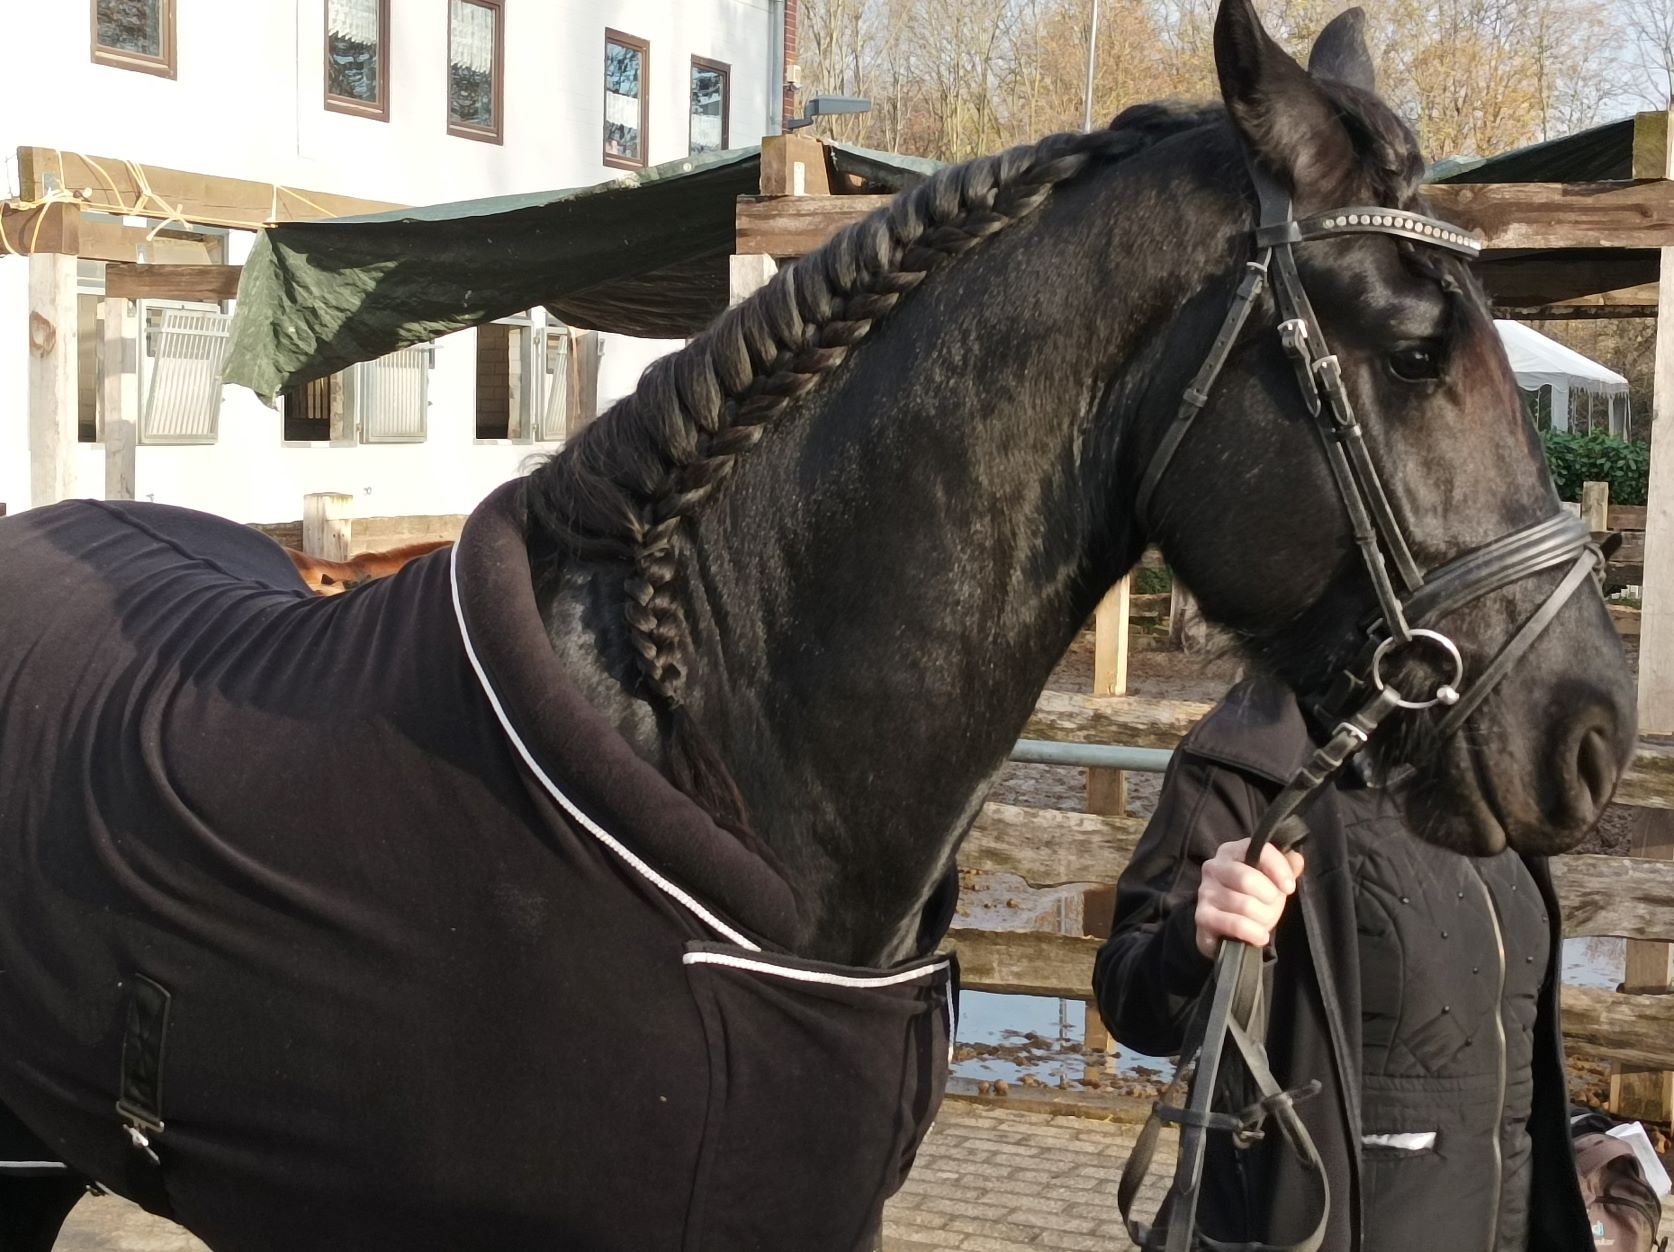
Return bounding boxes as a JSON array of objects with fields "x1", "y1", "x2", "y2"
[{"x1": 0, "y1": 487, "x2": 954, "y2": 1251}]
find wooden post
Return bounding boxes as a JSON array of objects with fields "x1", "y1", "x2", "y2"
[
  {"x1": 302, "y1": 492, "x2": 353, "y2": 561},
  {"x1": 28, "y1": 248, "x2": 79, "y2": 508},
  {"x1": 1083, "y1": 577, "x2": 1130, "y2": 1067},
  {"x1": 102, "y1": 296, "x2": 137, "y2": 500},
  {"x1": 1087, "y1": 578, "x2": 1131, "y2": 814},
  {"x1": 730, "y1": 253, "x2": 778, "y2": 305},
  {"x1": 1613, "y1": 106, "x2": 1674, "y2": 1124},
  {"x1": 758, "y1": 134, "x2": 831, "y2": 197},
  {"x1": 1581, "y1": 480, "x2": 1610, "y2": 534}
]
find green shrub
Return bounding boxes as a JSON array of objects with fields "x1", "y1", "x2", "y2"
[
  {"x1": 1135, "y1": 567, "x2": 1173, "y2": 595},
  {"x1": 1541, "y1": 430, "x2": 1649, "y2": 507}
]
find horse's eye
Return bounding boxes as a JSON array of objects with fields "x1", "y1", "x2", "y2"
[{"x1": 1388, "y1": 343, "x2": 1442, "y2": 383}]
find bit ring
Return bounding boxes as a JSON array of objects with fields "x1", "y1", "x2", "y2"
[{"x1": 1370, "y1": 628, "x2": 1464, "y2": 711}]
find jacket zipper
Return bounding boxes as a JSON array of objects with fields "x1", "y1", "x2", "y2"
[{"x1": 1472, "y1": 867, "x2": 1508, "y2": 1251}]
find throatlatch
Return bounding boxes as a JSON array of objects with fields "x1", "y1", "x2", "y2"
[{"x1": 1117, "y1": 163, "x2": 1601, "y2": 1252}]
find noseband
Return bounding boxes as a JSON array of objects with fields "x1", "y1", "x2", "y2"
[{"x1": 1116, "y1": 165, "x2": 1601, "y2": 1252}]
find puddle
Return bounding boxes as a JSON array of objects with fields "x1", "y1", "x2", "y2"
[
  {"x1": 1564, "y1": 935, "x2": 1624, "y2": 990},
  {"x1": 953, "y1": 990, "x2": 1175, "y2": 1090}
]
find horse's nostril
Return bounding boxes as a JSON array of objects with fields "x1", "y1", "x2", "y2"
[{"x1": 1575, "y1": 726, "x2": 1618, "y2": 821}]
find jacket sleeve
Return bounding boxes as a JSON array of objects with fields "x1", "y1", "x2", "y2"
[{"x1": 1091, "y1": 748, "x2": 1279, "y2": 1058}]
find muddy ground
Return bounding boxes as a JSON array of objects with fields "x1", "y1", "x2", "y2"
[{"x1": 959, "y1": 628, "x2": 1652, "y2": 1124}]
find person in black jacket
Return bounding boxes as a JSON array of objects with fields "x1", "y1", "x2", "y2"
[{"x1": 1094, "y1": 674, "x2": 1590, "y2": 1251}]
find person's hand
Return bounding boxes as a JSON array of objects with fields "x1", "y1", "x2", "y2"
[{"x1": 1194, "y1": 839, "x2": 1305, "y2": 958}]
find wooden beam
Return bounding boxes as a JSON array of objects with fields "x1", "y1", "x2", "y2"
[
  {"x1": 104, "y1": 263, "x2": 242, "y2": 302},
  {"x1": 734, "y1": 184, "x2": 1674, "y2": 261},
  {"x1": 0, "y1": 201, "x2": 79, "y2": 256},
  {"x1": 79, "y1": 221, "x2": 220, "y2": 266},
  {"x1": 1426, "y1": 182, "x2": 1674, "y2": 250},
  {"x1": 17, "y1": 147, "x2": 402, "y2": 228},
  {"x1": 736, "y1": 194, "x2": 891, "y2": 257},
  {"x1": 1478, "y1": 253, "x2": 1659, "y2": 307},
  {"x1": 1498, "y1": 283, "x2": 1660, "y2": 319},
  {"x1": 28, "y1": 251, "x2": 78, "y2": 508},
  {"x1": 1021, "y1": 690, "x2": 1674, "y2": 809}
]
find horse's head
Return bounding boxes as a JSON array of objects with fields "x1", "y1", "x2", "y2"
[{"x1": 1138, "y1": 0, "x2": 1636, "y2": 855}]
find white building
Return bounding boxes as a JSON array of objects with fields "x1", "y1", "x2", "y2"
[{"x1": 1, "y1": 0, "x2": 785, "y2": 523}]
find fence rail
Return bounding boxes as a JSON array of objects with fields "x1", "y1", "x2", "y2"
[
  {"x1": 1021, "y1": 690, "x2": 1674, "y2": 809},
  {"x1": 954, "y1": 794, "x2": 1674, "y2": 1068}
]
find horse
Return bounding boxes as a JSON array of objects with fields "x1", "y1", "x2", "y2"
[
  {"x1": 282, "y1": 540, "x2": 455, "y2": 595},
  {"x1": 0, "y1": 1, "x2": 1636, "y2": 1247}
]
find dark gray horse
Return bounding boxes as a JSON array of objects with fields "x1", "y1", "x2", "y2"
[{"x1": 0, "y1": 1, "x2": 1635, "y2": 1247}]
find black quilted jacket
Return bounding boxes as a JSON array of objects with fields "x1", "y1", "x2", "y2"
[{"x1": 1093, "y1": 677, "x2": 1590, "y2": 1252}]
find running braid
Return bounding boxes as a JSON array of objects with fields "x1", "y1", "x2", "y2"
[{"x1": 524, "y1": 124, "x2": 1148, "y2": 833}]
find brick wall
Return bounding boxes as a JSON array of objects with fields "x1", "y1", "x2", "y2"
[{"x1": 783, "y1": 0, "x2": 798, "y2": 128}]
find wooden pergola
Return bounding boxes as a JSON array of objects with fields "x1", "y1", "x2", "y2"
[{"x1": 4, "y1": 147, "x2": 399, "y2": 510}]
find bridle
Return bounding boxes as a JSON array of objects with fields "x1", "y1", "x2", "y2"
[{"x1": 1114, "y1": 162, "x2": 1602, "y2": 1252}]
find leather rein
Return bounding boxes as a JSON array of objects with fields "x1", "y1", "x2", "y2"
[{"x1": 1115, "y1": 164, "x2": 1602, "y2": 1252}]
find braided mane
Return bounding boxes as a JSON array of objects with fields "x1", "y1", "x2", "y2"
[{"x1": 523, "y1": 116, "x2": 1200, "y2": 833}]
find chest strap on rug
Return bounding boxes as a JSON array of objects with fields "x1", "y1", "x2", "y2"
[
  {"x1": 115, "y1": 973, "x2": 175, "y2": 1217},
  {"x1": 1116, "y1": 688, "x2": 1402, "y2": 1252}
]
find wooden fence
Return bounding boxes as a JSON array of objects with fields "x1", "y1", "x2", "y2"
[{"x1": 952, "y1": 691, "x2": 1674, "y2": 1076}]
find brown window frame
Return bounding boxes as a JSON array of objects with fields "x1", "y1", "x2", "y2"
[
  {"x1": 603, "y1": 29, "x2": 651, "y2": 170},
  {"x1": 689, "y1": 56, "x2": 730, "y2": 155},
  {"x1": 324, "y1": 0, "x2": 391, "y2": 122},
  {"x1": 91, "y1": 0, "x2": 177, "y2": 79},
  {"x1": 446, "y1": 0, "x2": 505, "y2": 145}
]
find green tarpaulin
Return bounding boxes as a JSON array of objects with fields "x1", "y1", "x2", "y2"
[{"x1": 224, "y1": 144, "x2": 940, "y2": 403}]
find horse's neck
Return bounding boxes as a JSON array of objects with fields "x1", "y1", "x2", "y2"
[{"x1": 544, "y1": 158, "x2": 1229, "y2": 966}]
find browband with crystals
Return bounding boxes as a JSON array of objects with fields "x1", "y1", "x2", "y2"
[{"x1": 1255, "y1": 206, "x2": 1482, "y2": 256}]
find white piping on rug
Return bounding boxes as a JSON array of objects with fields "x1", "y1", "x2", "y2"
[
  {"x1": 449, "y1": 542, "x2": 762, "y2": 952},
  {"x1": 683, "y1": 950, "x2": 951, "y2": 988}
]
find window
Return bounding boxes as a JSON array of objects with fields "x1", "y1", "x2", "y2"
[
  {"x1": 326, "y1": 0, "x2": 389, "y2": 120},
  {"x1": 448, "y1": 0, "x2": 503, "y2": 143},
  {"x1": 92, "y1": 0, "x2": 176, "y2": 77},
  {"x1": 604, "y1": 30, "x2": 650, "y2": 169},
  {"x1": 282, "y1": 374, "x2": 342, "y2": 442},
  {"x1": 140, "y1": 306, "x2": 233, "y2": 445},
  {"x1": 354, "y1": 345, "x2": 431, "y2": 442},
  {"x1": 477, "y1": 315, "x2": 588, "y2": 441},
  {"x1": 690, "y1": 57, "x2": 729, "y2": 155}
]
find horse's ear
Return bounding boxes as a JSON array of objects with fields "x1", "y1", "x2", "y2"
[
  {"x1": 1214, "y1": 0, "x2": 1355, "y2": 199},
  {"x1": 1308, "y1": 7, "x2": 1376, "y2": 93}
]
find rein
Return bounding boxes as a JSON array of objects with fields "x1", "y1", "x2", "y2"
[{"x1": 1115, "y1": 163, "x2": 1600, "y2": 1252}]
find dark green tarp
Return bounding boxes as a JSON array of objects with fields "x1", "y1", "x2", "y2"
[
  {"x1": 1428, "y1": 116, "x2": 1638, "y2": 185},
  {"x1": 224, "y1": 144, "x2": 940, "y2": 403}
]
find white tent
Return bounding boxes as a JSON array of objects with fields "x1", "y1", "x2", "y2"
[{"x1": 1496, "y1": 320, "x2": 1630, "y2": 437}]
